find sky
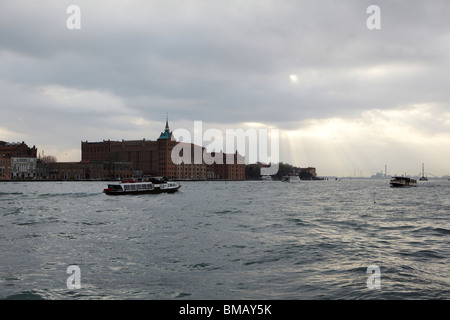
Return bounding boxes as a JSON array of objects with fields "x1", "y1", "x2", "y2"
[{"x1": 1, "y1": 0, "x2": 450, "y2": 177}]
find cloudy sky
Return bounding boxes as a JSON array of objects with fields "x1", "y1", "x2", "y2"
[{"x1": 1, "y1": 0, "x2": 450, "y2": 177}]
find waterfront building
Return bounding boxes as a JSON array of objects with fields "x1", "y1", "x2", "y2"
[
  {"x1": 0, "y1": 141, "x2": 37, "y2": 180},
  {"x1": 11, "y1": 157, "x2": 37, "y2": 179},
  {"x1": 174, "y1": 143, "x2": 208, "y2": 180},
  {"x1": 0, "y1": 157, "x2": 11, "y2": 180},
  {"x1": 0, "y1": 141, "x2": 37, "y2": 158},
  {"x1": 207, "y1": 152, "x2": 246, "y2": 180},
  {"x1": 82, "y1": 118, "x2": 245, "y2": 180},
  {"x1": 35, "y1": 160, "x2": 134, "y2": 181},
  {"x1": 299, "y1": 167, "x2": 317, "y2": 180}
]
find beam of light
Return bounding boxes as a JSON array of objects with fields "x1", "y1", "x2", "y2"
[{"x1": 282, "y1": 104, "x2": 450, "y2": 177}]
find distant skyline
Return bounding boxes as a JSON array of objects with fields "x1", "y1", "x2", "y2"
[{"x1": 1, "y1": 1, "x2": 450, "y2": 177}]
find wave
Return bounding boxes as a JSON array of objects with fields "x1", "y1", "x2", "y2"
[
  {"x1": 434, "y1": 227, "x2": 450, "y2": 235},
  {"x1": 0, "y1": 192, "x2": 24, "y2": 196},
  {"x1": 2, "y1": 290, "x2": 45, "y2": 300},
  {"x1": 38, "y1": 192, "x2": 100, "y2": 198},
  {"x1": 412, "y1": 226, "x2": 450, "y2": 236},
  {"x1": 213, "y1": 209, "x2": 243, "y2": 215},
  {"x1": 399, "y1": 249, "x2": 445, "y2": 260},
  {"x1": 2, "y1": 207, "x2": 22, "y2": 216}
]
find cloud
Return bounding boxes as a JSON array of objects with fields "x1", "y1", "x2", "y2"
[
  {"x1": 1, "y1": 0, "x2": 450, "y2": 175},
  {"x1": 283, "y1": 104, "x2": 450, "y2": 176}
]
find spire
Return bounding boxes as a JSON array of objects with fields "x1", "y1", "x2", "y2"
[
  {"x1": 165, "y1": 113, "x2": 169, "y2": 131},
  {"x1": 158, "y1": 113, "x2": 172, "y2": 140}
]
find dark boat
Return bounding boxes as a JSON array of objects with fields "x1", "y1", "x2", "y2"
[
  {"x1": 419, "y1": 163, "x2": 428, "y2": 181},
  {"x1": 103, "y1": 177, "x2": 181, "y2": 195},
  {"x1": 389, "y1": 176, "x2": 417, "y2": 188}
]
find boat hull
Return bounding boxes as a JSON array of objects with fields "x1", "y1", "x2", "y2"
[
  {"x1": 104, "y1": 185, "x2": 181, "y2": 195},
  {"x1": 390, "y1": 182, "x2": 416, "y2": 187},
  {"x1": 281, "y1": 175, "x2": 301, "y2": 182},
  {"x1": 103, "y1": 180, "x2": 181, "y2": 195},
  {"x1": 389, "y1": 177, "x2": 417, "y2": 187}
]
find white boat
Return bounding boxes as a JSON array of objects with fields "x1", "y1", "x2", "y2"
[
  {"x1": 389, "y1": 176, "x2": 417, "y2": 188},
  {"x1": 104, "y1": 177, "x2": 181, "y2": 195},
  {"x1": 261, "y1": 175, "x2": 272, "y2": 181},
  {"x1": 281, "y1": 174, "x2": 301, "y2": 182}
]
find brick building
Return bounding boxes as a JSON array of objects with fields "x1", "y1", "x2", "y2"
[
  {"x1": 207, "y1": 152, "x2": 246, "y2": 180},
  {"x1": 0, "y1": 141, "x2": 37, "y2": 158},
  {"x1": 0, "y1": 157, "x2": 11, "y2": 180},
  {"x1": 299, "y1": 167, "x2": 317, "y2": 180},
  {"x1": 0, "y1": 141, "x2": 37, "y2": 180},
  {"x1": 82, "y1": 118, "x2": 177, "y2": 177},
  {"x1": 81, "y1": 118, "x2": 246, "y2": 180},
  {"x1": 174, "y1": 143, "x2": 208, "y2": 180},
  {"x1": 35, "y1": 160, "x2": 134, "y2": 180}
]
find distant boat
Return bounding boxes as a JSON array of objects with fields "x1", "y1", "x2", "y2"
[
  {"x1": 261, "y1": 175, "x2": 272, "y2": 181},
  {"x1": 419, "y1": 163, "x2": 428, "y2": 181},
  {"x1": 390, "y1": 176, "x2": 417, "y2": 188},
  {"x1": 282, "y1": 174, "x2": 301, "y2": 182}
]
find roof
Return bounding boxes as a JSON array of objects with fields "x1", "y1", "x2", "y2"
[
  {"x1": 158, "y1": 130, "x2": 171, "y2": 140},
  {"x1": 158, "y1": 114, "x2": 171, "y2": 140}
]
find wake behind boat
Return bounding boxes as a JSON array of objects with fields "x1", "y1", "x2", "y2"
[
  {"x1": 104, "y1": 177, "x2": 181, "y2": 195},
  {"x1": 390, "y1": 176, "x2": 417, "y2": 188},
  {"x1": 282, "y1": 174, "x2": 301, "y2": 182}
]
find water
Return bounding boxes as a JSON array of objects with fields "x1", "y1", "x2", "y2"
[{"x1": 1, "y1": 179, "x2": 449, "y2": 300}]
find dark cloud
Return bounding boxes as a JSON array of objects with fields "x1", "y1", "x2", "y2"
[{"x1": 1, "y1": 0, "x2": 450, "y2": 174}]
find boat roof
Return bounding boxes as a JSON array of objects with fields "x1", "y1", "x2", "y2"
[
  {"x1": 392, "y1": 176, "x2": 416, "y2": 181},
  {"x1": 119, "y1": 181, "x2": 152, "y2": 185}
]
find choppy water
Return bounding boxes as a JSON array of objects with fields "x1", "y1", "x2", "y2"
[{"x1": 1, "y1": 179, "x2": 449, "y2": 300}]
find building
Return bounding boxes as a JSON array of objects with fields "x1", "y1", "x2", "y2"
[
  {"x1": 0, "y1": 141, "x2": 37, "y2": 158},
  {"x1": 299, "y1": 167, "x2": 317, "y2": 180},
  {"x1": 0, "y1": 157, "x2": 11, "y2": 180},
  {"x1": 81, "y1": 119, "x2": 176, "y2": 177},
  {"x1": 207, "y1": 152, "x2": 246, "y2": 180},
  {"x1": 82, "y1": 139, "x2": 158, "y2": 175},
  {"x1": 81, "y1": 117, "x2": 246, "y2": 180},
  {"x1": 11, "y1": 157, "x2": 37, "y2": 179},
  {"x1": 35, "y1": 160, "x2": 134, "y2": 180},
  {"x1": 174, "y1": 143, "x2": 208, "y2": 180},
  {"x1": 0, "y1": 141, "x2": 38, "y2": 180},
  {"x1": 156, "y1": 118, "x2": 178, "y2": 178}
]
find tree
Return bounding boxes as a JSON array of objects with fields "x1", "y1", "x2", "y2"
[
  {"x1": 274, "y1": 162, "x2": 294, "y2": 180},
  {"x1": 41, "y1": 155, "x2": 57, "y2": 163},
  {"x1": 245, "y1": 164, "x2": 261, "y2": 179}
]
